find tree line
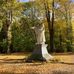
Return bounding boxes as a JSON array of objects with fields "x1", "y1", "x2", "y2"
[{"x1": 0, "y1": 0, "x2": 74, "y2": 53}]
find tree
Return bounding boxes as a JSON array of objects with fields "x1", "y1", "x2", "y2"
[
  {"x1": 35, "y1": 0, "x2": 73, "y2": 52},
  {"x1": 0, "y1": 0, "x2": 23, "y2": 53},
  {"x1": 57, "y1": 0, "x2": 73, "y2": 52}
]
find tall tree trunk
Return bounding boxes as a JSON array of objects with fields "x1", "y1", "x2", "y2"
[
  {"x1": 7, "y1": 23, "x2": 12, "y2": 53},
  {"x1": 59, "y1": 30, "x2": 62, "y2": 51},
  {"x1": 0, "y1": 15, "x2": 12, "y2": 53},
  {"x1": 50, "y1": 0, "x2": 54, "y2": 52},
  {"x1": 44, "y1": 0, "x2": 54, "y2": 52},
  {"x1": 7, "y1": 10, "x2": 12, "y2": 54}
]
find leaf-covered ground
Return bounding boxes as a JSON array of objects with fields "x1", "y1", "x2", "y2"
[{"x1": 0, "y1": 53, "x2": 74, "y2": 74}]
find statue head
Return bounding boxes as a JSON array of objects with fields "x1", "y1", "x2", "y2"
[
  {"x1": 35, "y1": 23, "x2": 45, "y2": 29},
  {"x1": 35, "y1": 24, "x2": 41, "y2": 28}
]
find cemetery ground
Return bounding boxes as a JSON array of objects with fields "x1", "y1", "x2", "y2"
[{"x1": 0, "y1": 53, "x2": 74, "y2": 74}]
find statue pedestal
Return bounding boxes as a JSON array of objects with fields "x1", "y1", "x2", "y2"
[{"x1": 26, "y1": 44, "x2": 53, "y2": 62}]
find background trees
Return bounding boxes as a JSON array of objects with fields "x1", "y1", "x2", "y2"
[
  {"x1": 0, "y1": 0, "x2": 74, "y2": 53},
  {"x1": 0, "y1": 0, "x2": 23, "y2": 53},
  {"x1": 31, "y1": 0, "x2": 74, "y2": 52}
]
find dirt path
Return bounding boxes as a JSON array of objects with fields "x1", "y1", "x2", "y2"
[{"x1": 0, "y1": 54, "x2": 73, "y2": 74}]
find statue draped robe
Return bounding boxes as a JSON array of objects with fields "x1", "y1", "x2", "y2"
[{"x1": 32, "y1": 24, "x2": 46, "y2": 44}]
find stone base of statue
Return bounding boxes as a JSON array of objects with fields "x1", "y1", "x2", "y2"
[{"x1": 26, "y1": 44, "x2": 53, "y2": 62}]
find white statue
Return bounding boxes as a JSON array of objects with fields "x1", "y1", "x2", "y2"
[
  {"x1": 27, "y1": 23, "x2": 53, "y2": 62},
  {"x1": 31, "y1": 24, "x2": 46, "y2": 44}
]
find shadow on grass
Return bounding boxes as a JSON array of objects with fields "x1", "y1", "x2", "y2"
[
  {"x1": 0, "y1": 58, "x2": 74, "y2": 66},
  {"x1": 0, "y1": 59, "x2": 43, "y2": 66},
  {"x1": 0, "y1": 59, "x2": 26, "y2": 63},
  {"x1": 60, "y1": 62, "x2": 74, "y2": 65},
  {"x1": 50, "y1": 60, "x2": 74, "y2": 65}
]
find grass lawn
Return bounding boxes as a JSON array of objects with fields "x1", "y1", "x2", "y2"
[{"x1": 0, "y1": 53, "x2": 74, "y2": 74}]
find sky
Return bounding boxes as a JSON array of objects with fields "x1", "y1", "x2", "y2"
[
  {"x1": 20, "y1": 0, "x2": 29, "y2": 2},
  {"x1": 20, "y1": 0, "x2": 74, "y2": 2},
  {"x1": 72, "y1": 0, "x2": 74, "y2": 2}
]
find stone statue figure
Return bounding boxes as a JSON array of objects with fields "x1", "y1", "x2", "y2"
[
  {"x1": 31, "y1": 24, "x2": 45, "y2": 44},
  {"x1": 26, "y1": 23, "x2": 53, "y2": 62}
]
